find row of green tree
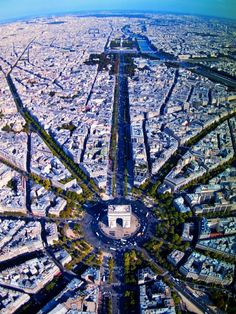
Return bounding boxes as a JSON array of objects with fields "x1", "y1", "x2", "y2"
[{"x1": 23, "y1": 109, "x2": 98, "y2": 197}]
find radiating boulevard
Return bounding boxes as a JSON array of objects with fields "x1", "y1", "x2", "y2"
[
  {"x1": 106, "y1": 50, "x2": 134, "y2": 199},
  {"x1": 116, "y1": 53, "x2": 127, "y2": 197}
]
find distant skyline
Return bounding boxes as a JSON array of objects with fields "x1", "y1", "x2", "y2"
[{"x1": 0, "y1": 0, "x2": 235, "y2": 22}]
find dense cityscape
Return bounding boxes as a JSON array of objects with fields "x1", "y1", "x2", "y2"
[{"x1": 0, "y1": 12, "x2": 235, "y2": 314}]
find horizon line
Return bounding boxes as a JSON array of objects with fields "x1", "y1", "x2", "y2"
[{"x1": 0, "y1": 9, "x2": 236, "y2": 25}]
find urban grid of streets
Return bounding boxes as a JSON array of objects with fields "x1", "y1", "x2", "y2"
[{"x1": 0, "y1": 13, "x2": 236, "y2": 314}]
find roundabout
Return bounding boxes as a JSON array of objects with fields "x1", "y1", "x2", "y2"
[{"x1": 82, "y1": 198, "x2": 155, "y2": 253}]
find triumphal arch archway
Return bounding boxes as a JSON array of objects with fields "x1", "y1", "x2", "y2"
[{"x1": 108, "y1": 205, "x2": 132, "y2": 228}]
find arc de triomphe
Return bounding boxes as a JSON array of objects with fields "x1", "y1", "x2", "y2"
[{"x1": 108, "y1": 205, "x2": 132, "y2": 228}]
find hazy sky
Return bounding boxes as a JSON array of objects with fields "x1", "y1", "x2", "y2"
[{"x1": 0, "y1": 0, "x2": 235, "y2": 22}]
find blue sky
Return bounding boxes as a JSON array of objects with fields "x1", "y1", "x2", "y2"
[{"x1": 0, "y1": 0, "x2": 235, "y2": 22}]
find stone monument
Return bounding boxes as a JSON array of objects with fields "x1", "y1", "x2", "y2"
[{"x1": 108, "y1": 204, "x2": 132, "y2": 228}]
